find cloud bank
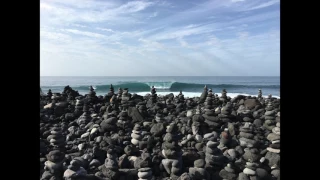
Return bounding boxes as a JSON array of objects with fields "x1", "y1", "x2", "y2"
[{"x1": 40, "y1": 0, "x2": 280, "y2": 76}]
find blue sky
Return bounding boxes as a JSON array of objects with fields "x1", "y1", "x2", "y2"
[{"x1": 40, "y1": 0, "x2": 280, "y2": 76}]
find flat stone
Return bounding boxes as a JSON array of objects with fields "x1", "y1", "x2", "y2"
[
  {"x1": 265, "y1": 152, "x2": 280, "y2": 167},
  {"x1": 138, "y1": 171, "x2": 152, "y2": 179},
  {"x1": 63, "y1": 169, "x2": 76, "y2": 178},
  {"x1": 240, "y1": 132, "x2": 254, "y2": 139},
  {"x1": 224, "y1": 166, "x2": 235, "y2": 173},
  {"x1": 194, "y1": 159, "x2": 205, "y2": 168},
  {"x1": 90, "y1": 128, "x2": 98, "y2": 134},
  {"x1": 272, "y1": 127, "x2": 280, "y2": 135},
  {"x1": 131, "y1": 133, "x2": 142, "y2": 140},
  {"x1": 204, "y1": 133, "x2": 214, "y2": 139},
  {"x1": 238, "y1": 172, "x2": 250, "y2": 180},
  {"x1": 267, "y1": 133, "x2": 280, "y2": 141},
  {"x1": 264, "y1": 111, "x2": 275, "y2": 116},
  {"x1": 267, "y1": 147, "x2": 280, "y2": 153},
  {"x1": 276, "y1": 122, "x2": 280, "y2": 127},
  {"x1": 138, "y1": 167, "x2": 151, "y2": 172},
  {"x1": 270, "y1": 143, "x2": 280, "y2": 149},
  {"x1": 131, "y1": 138, "x2": 139, "y2": 145},
  {"x1": 81, "y1": 132, "x2": 90, "y2": 139},
  {"x1": 243, "y1": 168, "x2": 256, "y2": 175},
  {"x1": 227, "y1": 149, "x2": 237, "y2": 159}
]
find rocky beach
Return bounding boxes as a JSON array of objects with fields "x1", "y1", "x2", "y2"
[{"x1": 40, "y1": 85, "x2": 280, "y2": 180}]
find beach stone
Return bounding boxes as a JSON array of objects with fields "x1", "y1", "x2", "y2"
[
  {"x1": 138, "y1": 171, "x2": 152, "y2": 179},
  {"x1": 267, "y1": 133, "x2": 280, "y2": 141},
  {"x1": 243, "y1": 168, "x2": 256, "y2": 175},
  {"x1": 253, "y1": 119, "x2": 263, "y2": 127},
  {"x1": 150, "y1": 123, "x2": 165, "y2": 136},
  {"x1": 267, "y1": 147, "x2": 280, "y2": 153},
  {"x1": 178, "y1": 172, "x2": 193, "y2": 180},
  {"x1": 238, "y1": 172, "x2": 250, "y2": 180},
  {"x1": 271, "y1": 169, "x2": 280, "y2": 178},
  {"x1": 265, "y1": 152, "x2": 280, "y2": 167},
  {"x1": 256, "y1": 168, "x2": 270, "y2": 179},
  {"x1": 265, "y1": 111, "x2": 275, "y2": 116},
  {"x1": 240, "y1": 132, "x2": 254, "y2": 139},
  {"x1": 244, "y1": 99, "x2": 260, "y2": 110},
  {"x1": 227, "y1": 149, "x2": 237, "y2": 159},
  {"x1": 219, "y1": 169, "x2": 237, "y2": 179},
  {"x1": 194, "y1": 159, "x2": 205, "y2": 168}
]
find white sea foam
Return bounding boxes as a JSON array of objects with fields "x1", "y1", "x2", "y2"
[{"x1": 134, "y1": 92, "x2": 280, "y2": 99}]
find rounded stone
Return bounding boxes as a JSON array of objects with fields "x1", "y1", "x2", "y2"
[
  {"x1": 194, "y1": 159, "x2": 205, "y2": 168},
  {"x1": 243, "y1": 168, "x2": 256, "y2": 175},
  {"x1": 138, "y1": 171, "x2": 152, "y2": 178},
  {"x1": 138, "y1": 167, "x2": 151, "y2": 172}
]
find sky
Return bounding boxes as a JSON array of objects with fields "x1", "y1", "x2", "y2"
[{"x1": 40, "y1": 0, "x2": 280, "y2": 76}]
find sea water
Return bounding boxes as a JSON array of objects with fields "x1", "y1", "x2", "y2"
[{"x1": 40, "y1": 76, "x2": 280, "y2": 98}]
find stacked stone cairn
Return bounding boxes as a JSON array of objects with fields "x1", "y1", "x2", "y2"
[
  {"x1": 189, "y1": 159, "x2": 210, "y2": 180},
  {"x1": 146, "y1": 86, "x2": 157, "y2": 108},
  {"x1": 42, "y1": 150, "x2": 65, "y2": 179},
  {"x1": 199, "y1": 85, "x2": 208, "y2": 103},
  {"x1": 161, "y1": 123, "x2": 183, "y2": 180},
  {"x1": 203, "y1": 90, "x2": 221, "y2": 131},
  {"x1": 117, "y1": 87, "x2": 123, "y2": 102},
  {"x1": 77, "y1": 104, "x2": 92, "y2": 126},
  {"x1": 138, "y1": 167, "x2": 153, "y2": 180},
  {"x1": 87, "y1": 86, "x2": 97, "y2": 104},
  {"x1": 47, "y1": 127, "x2": 66, "y2": 150},
  {"x1": 219, "y1": 89, "x2": 228, "y2": 103},
  {"x1": 205, "y1": 141, "x2": 225, "y2": 174},
  {"x1": 74, "y1": 97, "x2": 84, "y2": 117},
  {"x1": 100, "y1": 149, "x2": 119, "y2": 180},
  {"x1": 258, "y1": 89, "x2": 263, "y2": 100},
  {"x1": 120, "y1": 88, "x2": 130, "y2": 110},
  {"x1": 239, "y1": 122, "x2": 258, "y2": 148},
  {"x1": 219, "y1": 163, "x2": 237, "y2": 180},
  {"x1": 218, "y1": 102, "x2": 233, "y2": 123},
  {"x1": 131, "y1": 124, "x2": 142, "y2": 146},
  {"x1": 63, "y1": 159, "x2": 87, "y2": 179}
]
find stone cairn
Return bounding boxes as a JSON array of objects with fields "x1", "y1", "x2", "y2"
[
  {"x1": 74, "y1": 98, "x2": 84, "y2": 117},
  {"x1": 121, "y1": 88, "x2": 130, "y2": 106},
  {"x1": 87, "y1": 86, "x2": 97, "y2": 104},
  {"x1": 63, "y1": 159, "x2": 87, "y2": 179},
  {"x1": 263, "y1": 102, "x2": 276, "y2": 131},
  {"x1": 219, "y1": 163, "x2": 237, "y2": 180},
  {"x1": 131, "y1": 124, "x2": 142, "y2": 146},
  {"x1": 161, "y1": 123, "x2": 182, "y2": 180},
  {"x1": 117, "y1": 108, "x2": 131, "y2": 132},
  {"x1": 77, "y1": 104, "x2": 92, "y2": 126},
  {"x1": 100, "y1": 149, "x2": 119, "y2": 180},
  {"x1": 42, "y1": 150, "x2": 65, "y2": 179},
  {"x1": 189, "y1": 159, "x2": 210, "y2": 180},
  {"x1": 203, "y1": 90, "x2": 221, "y2": 132},
  {"x1": 147, "y1": 86, "x2": 157, "y2": 108},
  {"x1": 242, "y1": 159, "x2": 260, "y2": 178},
  {"x1": 258, "y1": 89, "x2": 262, "y2": 100},
  {"x1": 47, "y1": 127, "x2": 66, "y2": 150},
  {"x1": 205, "y1": 140, "x2": 225, "y2": 173},
  {"x1": 104, "y1": 84, "x2": 115, "y2": 102},
  {"x1": 137, "y1": 102, "x2": 148, "y2": 117},
  {"x1": 219, "y1": 89, "x2": 228, "y2": 103},
  {"x1": 199, "y1": 85, "x2": 208, "y2": 103},
  {"x1": 239, "y1": 122, "x2": 258, "y2": 148},
  {"x1": 191, "y1": 105, "x2": 206, "y2": 136},
  {"x1": 218, "y1": 128, "x2": 231, "y2": 151},
  {"x1": 117, "y1": 87, "x2": 123, "y2": 102},
  {"x1": 138, "y1": 167, "x2": 153, "y2": 180},
  {"x1": 218, "y1": 101, "x2": 233, "y2": 123}
]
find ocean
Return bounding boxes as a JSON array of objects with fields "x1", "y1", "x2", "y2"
[{"x1": 40, "y1": 76, "x2": 280, "y2": 98}]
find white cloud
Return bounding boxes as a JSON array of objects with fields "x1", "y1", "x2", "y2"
[{"x1": 64, "y1": 29, "x2": 106, "y2": 38}]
